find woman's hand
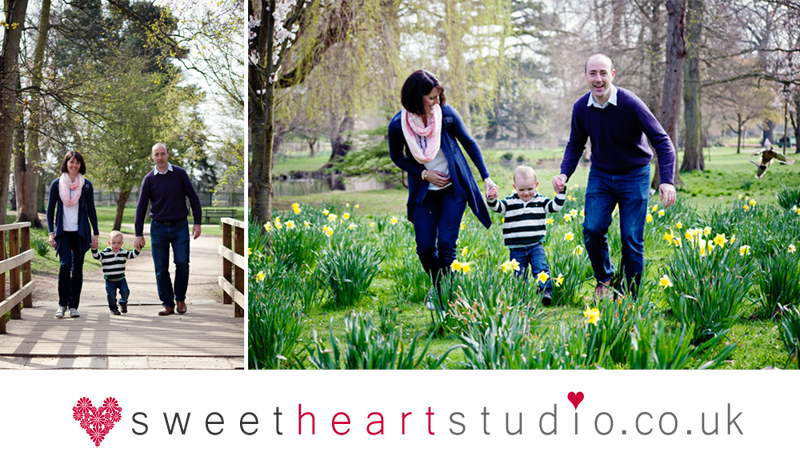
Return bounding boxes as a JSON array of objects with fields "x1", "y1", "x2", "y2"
[
  {"x1": 484, "y1": 177, "x2": 498, "y2": 196},
  {"x1": 49, "y1": 232, "x2": 56, "y2": 248},
  {"x1": 426, "y1": 170, "x2": 451, "y2": 188},
  {"x1": 91, "y1": 235, "x2": 99, "y2": 250}
]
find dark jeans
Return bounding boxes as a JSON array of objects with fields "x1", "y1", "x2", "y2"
[
  {"x1": 413, "y1": 186, "x2": 466, "y2": 285},
  {"x1": 583, "y1": 164, "x2": 650, "y2": 295},
  {"x1": 509, "y1": 243, "x2": 552, "y2": 295},
  {"x1": 105, "y1": 278, "x2": 130, "y2": 311},
  {"x1": 150, "y1": 219, "x2": 190, "y2": 309},
  {"x1": 57, "y1": 232, "x2": 86, "y2": 309}
]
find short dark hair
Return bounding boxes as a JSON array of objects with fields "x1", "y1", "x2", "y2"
[
  {"x1": 61, "y1": 150, "x2": 87, "y2": 175},
  {"x1": 400, "y1": 70, "x2": 446, "y2": 115}
]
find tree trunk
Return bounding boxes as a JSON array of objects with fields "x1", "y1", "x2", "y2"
[
  {"x1": 653, "y1": 0, "x2": 686, "y2": 190},
  {"x1": 16, "y1": 0, "x2": 49, "y2": 228},
  {"x1": 326, "y1": 112, "x2": 354, "y2": 168},
  {"x1": 737, "y1": 114, "x2": 743, "y2": 154},
  {"x1": 11, "y1": 78, "x2": 24, "y2": 213},
  {"x1": 761, "y1": 120, "x2": 775, "y2": 146},
  {"x1": 646, "y1": 1, "x2": 664, "y2": 118},
  {"x1": 112, "y1": 187, "x2": 132, "y2": 231},
  {"x1": 0, "y1": 0, "x2": 29, "y2": 224},
  {"x1": 680, "y1": 0, "x2": 703, "y2": 172},
  {"x1": 249, "y1": 0, "x2": 275, "y2": 225},
  {"x1": 792, "y1": 90, "x2": 800, "y2": 154},
  {"x1": 307, "y1": 137, "x2": 317, "y2": 158}
]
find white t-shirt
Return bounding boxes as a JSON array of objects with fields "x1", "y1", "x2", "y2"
[
  {"x1": 424, "y1": 149, "x2": 452, "y2": 191},
  {"x1": 62, "y1": 190, "x2": 79, "y2": 232}
]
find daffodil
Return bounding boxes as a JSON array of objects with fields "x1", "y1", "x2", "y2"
[
  {"x1": 743, "y1": 204, "x2": 750, "y2": 211},
  {"x1": 355, "y1": 204, "x2": 359, "y2": 209},
  {"x1": 672, "y1": 238, "x2": 682, "y2": 247},
  {"x1": 322, "y1": 226, "x2": 333, "y2": 237},
  {"x1": 790, "y1": 244, "x2": 797, "y2": 254},
  {"x1": 729, "y1": 234, "x2": 736, "y2": 244},
  {"x1": 348, "y1": 223, "x2": 356, "y2": 230},
  {"x1": 256, "y1": 271, "x2": 265, "y2": 282},
  {"x1": 713, "y1": 233, "x2": 727, "y2": 246},
  {"x1": 704, "y1": 226, "x2": 712, "y2": 236},
  {"x1": 343, "y1": 213, "x2": 350, "y2": 220},
  {"x1": 323, "y1": 209, "x2": 330, "y2": 216},
  {"x1": 569, "y1": 209, "x2": 578, "y2": 217},
  {"x1": 749, "y1": 199, "x2": 756, "y2": 206},
  {"x1": 248, "y1": 248, "x2": 252, "y2": 255},
  {"x1": 646, "y1": 214, "x2": 653, "y2": 223},
  {"x1": 328, "y1": 213, "x2": 337, "y2": 222},
  {"x1": 554, "y1": 274, "x2": 564, "y2": 287},
  {"x1": 461, "y1": 262, "x2": 472, "y2": 273},
  {"x1": 573, "y1": 246, "x2": 584, "y2": 256},
  {"x1": 286, "y1": 220, "x2": 295, "y2": 229},
  {"x1": 346, "y1": 203, "x2": 350, "y2": 207},
  {"x1": 565, "y1": 215, "x2": 572, "y2": 222},
  {"x1": 537, "y1": 271, "x2": 550, "y2": 284},
  {"x1": 274, "y1": 217, "x2": 282, "y2": 229},
  {"x1": 461, "y1": 247, "x2": 468, "y2": 257},
  {"x1": 584, "y1": 307, "x2": 600, "y2": 325},
  {"x1": 663, "y1": 230, "x2": 674, "y2": 243},
  {"x1": 546, "y1": 218, "x2": 554, "y2": 225},
  {"x1": 391, "y1": 217, "x2": 398, "y2": 225},
  {"x1": 304, "y1": 221, "x2": 311, "y2": 228},
  {"x1": 580, "y1": 209, "x2": 585, "y2": 217},
  {"x1": 369, "y1": 222, "x2": 375, "y2": 227},
  {"x1": 565, "y1": 232, "x2": 574, "y2": 241},
  {"x1": 292, "y1": 202, "x2": 300, "y2": 210},
  {"x1": 264, "y1": 223, "x2": 272, "y2": 232},
  {"x1": 675, "y1": 222, "x2": 683, "y2": 229},
  {"x1": 739, "y1": 245, "x2": 751, "y2": 256},
  {"x1": 651, "y1": 205, "x2": 658, "y2": 213},
  {"x1": 659, "y1": 275, "x2": 673, "y2": 288},
  {"x1": 451, "y1": 260, "x2": 463, "y2": 272},
  {"x1": 500, "y1": 260, "x2": 520, "y2": 273},
  {"x1": 460, "y1": 223, "x2": 466, "y2": 230},
  {"x1": 658, "y1": 210, "x2": 665, "y2": 217},
  {"x1": 292, "y1": 203, "x2": 301, "y2": 214}
]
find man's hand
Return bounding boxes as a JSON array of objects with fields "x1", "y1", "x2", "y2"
[
  {"x1": 192, "y1": 224, "x2": 202, "y2": 240},
  {"x1": 659, "y1": 183, "x2": 677, "y2": 208},
  {"x1": 135, "y1": 235, "x2": 146, "y2": 250},
  {"x1": 552, "y1": 174, "x2": 568, "y2": 193},
  {"x1": 91, "y1": 235, "x2": 99, "y2": 250}
]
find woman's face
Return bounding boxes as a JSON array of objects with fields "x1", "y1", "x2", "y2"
[
  {"x1": 66, "y1": 156, "x2": 81, "y2": 177},
  {"x1": 422, "y1": 87, "x2": 441, "y2": 116}
]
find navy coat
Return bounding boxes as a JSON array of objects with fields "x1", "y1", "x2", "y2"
[
  {"x1": 388, "y1": 104, "x2": 492, "y2": 228},
  {"x1": 46, "y1": 177, "x2": 100, "y2": 253}
]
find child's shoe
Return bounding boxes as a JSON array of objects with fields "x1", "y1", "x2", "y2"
[
  {"x1": 542, "y1": 293, "x2": 552, "y2": 306},
  {"x1": 110, "y1": 308, "x2": 121, "y2": 316},
  {"x1": 120, "y1": 303, "x2": 128, "y2": 314}
]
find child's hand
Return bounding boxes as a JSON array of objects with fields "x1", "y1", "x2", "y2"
[{"x1": 486, "y1": 186, "x2": 498, "y2": 200}]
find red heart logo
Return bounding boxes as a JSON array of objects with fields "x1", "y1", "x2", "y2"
[
  {"x1": 568, "y1": 391, "x2": 584, "y2": 410},
  {"x1": 72, "y1": 397, "x2": 123, "y2": 447}
]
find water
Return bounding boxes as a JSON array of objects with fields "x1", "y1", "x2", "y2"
[{"x1": 272, "y1": 176, "x2": 394, "y2": 197}]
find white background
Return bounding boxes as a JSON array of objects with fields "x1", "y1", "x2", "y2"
[{"x1": 2, "y1": 371, "x2": 798, "y2": 466}]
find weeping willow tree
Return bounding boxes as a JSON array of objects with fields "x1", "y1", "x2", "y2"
[{"x1": 249, "y1": 0, "x2": 515, "y2": 225}]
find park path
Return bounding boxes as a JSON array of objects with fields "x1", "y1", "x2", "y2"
[{"x1": 0, "y1": 225, "x2": 244, "y2": 369}]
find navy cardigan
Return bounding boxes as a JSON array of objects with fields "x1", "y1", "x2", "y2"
[
  {"x1": 46, "y1": 177, "x2": 100, "y2": 253},
  {"x1": 388, "y1": 104, "x2": 492, "y2": 228}
]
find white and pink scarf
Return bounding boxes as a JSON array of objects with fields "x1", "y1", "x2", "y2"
[
  {"x1": 401, "y1": 104, "x2": 442, "y2": 164},
  {"x1": 58, "y1": 173, "x2": 85, "y2": 207}
]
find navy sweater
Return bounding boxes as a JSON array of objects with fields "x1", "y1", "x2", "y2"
[
  {"x1": 134, "y1": 166, "x2": 202, "y2": 236},
  {"x1": 561, "y1": 87, "x2": 676, "y2": 185}
]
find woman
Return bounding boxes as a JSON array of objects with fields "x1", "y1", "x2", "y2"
[
  {"x1": 388, "y1": 70, "x2": 497, "y2": 308},
  {"x1": 46, "y1": 151, "x2": 100, "y2": 318}
]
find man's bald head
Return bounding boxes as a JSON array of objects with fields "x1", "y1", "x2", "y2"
[
  {"x1": 585, "y1": 54, "x2": 614, "y2": 73},
  {"x1": 152, "y1": 142, "x2": 168, "y2": 153}
]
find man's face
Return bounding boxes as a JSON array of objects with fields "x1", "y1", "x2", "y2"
[
  {"x1": 152, "y1": 145, "x2": 169, "y2": 170},
  {"x1": 110, "y1": 236, "x2": 124, "y2": 252},
  {"x1": 585, "y1": 56, "x2": 615, "y2": 105},
  {"x1": 513, "y1": 174, "x2": 538, "y2": 202}
]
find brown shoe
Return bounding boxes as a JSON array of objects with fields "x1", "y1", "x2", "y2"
[
  {"x1": 594, "y1": 281, "x2": 611, "y2": 301},
  {"x1": 176, "y1": 301, "x2": 187, "y2": 314},
  {"x1": 158, "y1": 306, "x2": 175, "y2": 316}
]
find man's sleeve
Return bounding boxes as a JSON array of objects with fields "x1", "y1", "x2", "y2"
[
  {"x1": 183, "y1": 170, "x2": 203, "y2": 225},
  {"x1": 560, "y1": 102, "x2": 588, "y2": 180},
  {"x1": 133, "y1": 176, "x2": 149, "y2": 236}
]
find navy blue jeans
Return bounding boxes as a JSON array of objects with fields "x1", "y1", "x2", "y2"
[
  {"x1": 413, "y1": 186, "x2": 466, "y2": 285},
  {"x1": 150, "y1": 219, "x2": 190, "y2": 308},
  {"x1": 105, "y1": 278, "x2": 130, "y2": 311},
  {"x1": 57, "y1": 232, "x2": 86, "y2": 309},
  {"x1": 509, "y1": 243, "x2": 552, "y2": 295},
  {"x1": 583, "y1": 164, "x2": 650, "y2": 295}
]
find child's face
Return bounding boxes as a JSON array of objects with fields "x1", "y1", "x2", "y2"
[
  {"x1": 513, "y1": 174, "x2": 538, "y2": 201},
  {"x1": 109, "y1": 236, "x2": 124, "y2": 252}
]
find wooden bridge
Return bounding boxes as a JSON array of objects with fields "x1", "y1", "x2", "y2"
[{"x1": 0, "y1": 219, "x2": 245, "y2": 369}]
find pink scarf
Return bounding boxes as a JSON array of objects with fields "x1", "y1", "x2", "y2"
[
  {"x1": 58, "y1": 173, "x2": 85, "y2": 207},
  {"x1": 400, "y1": 104, "x2": 442, "y2": 164}
]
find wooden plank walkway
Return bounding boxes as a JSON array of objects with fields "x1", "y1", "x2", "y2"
[{"x1": 0, "y1": 226, "x2": 244, "y2": 369}]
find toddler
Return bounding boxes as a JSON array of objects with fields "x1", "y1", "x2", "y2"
[{"x1": 91, "y1": 231, "x2": 141, "y2": 315}]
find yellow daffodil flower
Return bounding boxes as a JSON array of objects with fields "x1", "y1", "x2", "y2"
[
  {"x1": 658, "y1": 210, "x2": 665, "y2": 217},
  {"x1": 565, "y1": 232, "x2": 574, "y2": 241},
  {"x1": 391, "y1": 217, "x2": 398, "y2": 225},
  {"x1": 304, "y1": 221, "x2": 311, "y2": 228},
  {"x1": 569, "y1": 209, "x2": 578, "y2": 217},
  {"x1": 651, "y1": 205, "x2": 658, "y2": 213},
  {"x1": 574, "y1": 246, "x2": 584, "y2": 256},
  {"x1": 546, "y1": 218, "x2": 554, "y2": 225},
  {"x1": 328, "y1": 213, "x2": 337, "y2": 222},
  {"x1": 343, "y1": 213, "x2": 350, "y2": 220},
  {"x1": 286, "y1": 220, "x2": 295, "y2": 229},
  {"x1": 322, "y1": 226, "x2": 333, "y2": 237},
  {"x1": 461, "y1": 247, "x2": 468, "y2": 257},
  {"x1": 729, "y1": 234, "x2": 736, "y2": 244},
  {"x1": 672, "y1": 238, "x2": 682, "y2": 247},
  {"x1": 704, "y1": 226, "x2": 712, "y2": 236},
  {"x1": 348, "y1": 223, "x2": 356, "y2": 230},
  {"x1": 584, "y1": 307, "x2": 600, "y2": 325},
  {"x1": 713, "y1": 233, "x2": 726, "y2": 246},
  {"x1": 646, "y1": 214, "x2": 653, "y2": 223},
  {"x1": 369, "y1": 222, "x2": 375, "y2": 227},
  {"x1": 355, "y1": 204, "x2": 360, "y2": 209},
  {"x1": 580, "y1": 209, "x2": 585, "y2": 217},
  {"x1": 323, "y1": 209, "x2": 330, "y2": 216},
  {"x1": 256, "y1": 271, "x2": 265, "y2": 282},
  {"x1": 739, "y1": 245, "x2": 751, "y2": 256},
  {"x1": 451, "y1": 260, "x2": 463, "y2": 272},
  {"x1": 659, "y1": 275, "x2": 673, "y2": 288},
  {"x1": 264, "y1": 223, "x2": 272, "y2": 232},
  {"x1": 248, "y1": 248, "x2": 252, "y2": 255},
  {"x1": 461, "y1": 262, "x2": 472, "y2": 273},
  {"x1": 565, "y1": 215, "x2": 572, "y2": 222},
  {"x1": 790, "y1": 244, "x2": 797, "y2": 254},
  {"x1": 554, "y1": 274, "x2": 564, "y2": 287},
  {"x1": 274, "y1": 217, "x2": 282, "y2": 229},
  {"x1": 749, "y1": 199, "x2": 756, "y2": 206},
  {"x1": 675, "y1": 222, "x2": 683, "y2": 229},
  {"x1": 460, "y1": 223, "x2": 466, "y2": 230},
  {"x1": 663, "y1": 230, "x2": 674, "y2": 243},
  {"x1": 537, "y1": 271, "x2": 550, "y2": 284},
  {"x1": 743, "y1": 205, "x2": 750, "y2": 211}
]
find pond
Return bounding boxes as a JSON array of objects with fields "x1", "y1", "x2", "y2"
[{"x1": 272, "y1": 176, "x2": 395, "y2": 197}]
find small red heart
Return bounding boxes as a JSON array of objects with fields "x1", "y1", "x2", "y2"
[
  {"x1": 568, "y1": 391, "x2": 584, "y2": 410},
  {"x1": 73, "y1": 397, "x2": 123, "y2": 447}
]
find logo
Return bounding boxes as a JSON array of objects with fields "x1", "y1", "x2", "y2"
[
  {"x1": 72, "y1": 397, "x2": 123, "y2": 447},
  {"x1": 568, "y1": 391, "x2": 584, "y2": 410}
]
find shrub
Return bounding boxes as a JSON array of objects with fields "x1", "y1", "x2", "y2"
[
  {"x1": 317, "y1": 240, "x2": 383, "y2": 306},
  {"x1": 776, "y1": 184, "x2": 800, "y2": 211},
  {"x1": 778, "y1": 307, "x2": 800, "y2": 369},
  {"x1": 31, "y1": 232, "x2": 50, "y2": 257},
  {"x1": 627, "y1": 317, "x2": 736, "y2": 369},
  {"x1": 755, "y1": 253, "x2": 800, "y2": 318},
  {"x1": 248, "y1": 280, "x2": 306, "y2": 370}
]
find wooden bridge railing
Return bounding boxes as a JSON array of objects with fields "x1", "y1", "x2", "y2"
[
  {"x1": 0, "y1": 222, "x2": 35, "y2": 334},
  {"x1": 218, "y1": 218, "x2": 245, "y2": 317}
]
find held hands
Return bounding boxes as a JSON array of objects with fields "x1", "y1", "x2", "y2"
[
  {"x1": 91, "y1": 235, "x2": 99, "y2": 250},
  {"x1": 484, "y1": 177, "x2": 498, "y2": 200},
  {"x1": 134, "y1": 235, "x2": 146, "y2": 250},
  {"x1": 193, "y1": 224, "x2": 202, "y2": 240},
  {"x1": 659, "y1": 183, "x2": 677, "y2": 208},
  {"x1": 552, "y1": 174, "x2": 568, "y2": 193}
]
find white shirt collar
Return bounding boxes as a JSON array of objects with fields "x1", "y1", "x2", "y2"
[
  {"x1": 154, "y1": 163, "x2": 174, "y2": 175},
  {"x1": 587, "y1": 85, "x2": 618, "y2": 109}
]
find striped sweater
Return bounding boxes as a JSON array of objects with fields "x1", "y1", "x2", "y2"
[
  {"x1": 91, "y1": 247, "x2": 141, "y2": 281},
  {"x1": 487, "y1": 192, "x2": 566, "y2": 248}
]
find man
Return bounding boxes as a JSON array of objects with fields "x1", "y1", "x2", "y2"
[
  {"x1": 553, "y1": 54, "x2": 677, "y2": 299},
  {"x1": 134, "y1": 143, "x2": 203, "y2": 316}
]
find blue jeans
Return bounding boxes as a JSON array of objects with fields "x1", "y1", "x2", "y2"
[
  {"x1": 150, "y1": 220, "x2": 190, "y2": 308},
  {"x1": 509, "y1": 243, "x2": 552, "y2": 295},
  {"x1": 413, "y1": 186, "x2": 466, "y2": 285},
  {"x1": 57, "y1": 232, "x2": 86, "y2": 309},
  {"x1": 105, "y1": 278, "x2": 130, "y2": 311},
  {"x1": 583, "y1": 164, "x2": 650, "y2": 295}
]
